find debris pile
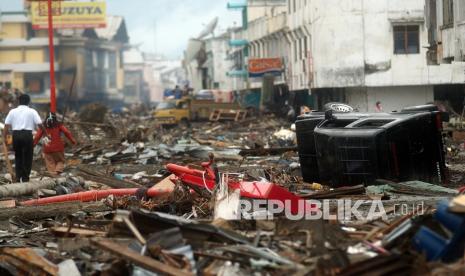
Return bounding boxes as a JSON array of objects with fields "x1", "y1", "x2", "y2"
[{"x1": 0, "y1": 107, "x2": 464, "y2": 275}]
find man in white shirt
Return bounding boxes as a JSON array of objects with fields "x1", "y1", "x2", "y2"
[{"x1": 3, "y1": 94, "x2": 48, "y2": 182}]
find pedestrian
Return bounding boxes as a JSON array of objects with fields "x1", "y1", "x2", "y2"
[
  {"x1": 33, "y1": 112, "x2": 77, "y2": 176},
  {"x1": 3, "y1": 94, "x2": 48, "y2": 182},
  {"x1": 174, "y1": 85, "x2": 183, "y2": 99},
  {"x1": 300, "y1": 105, "x2": 311, "y2": 115},
  {"x1": 375, "y1": 101, "x2": 383, "y2": 112}
]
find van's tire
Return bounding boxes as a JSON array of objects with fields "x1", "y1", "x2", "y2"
[{"x1": 323, "y1": 102, "x2": 353, "y2": 113}]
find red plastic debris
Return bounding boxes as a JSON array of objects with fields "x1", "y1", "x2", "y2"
[{"x1": 166, "y1": 161, "x2": 316, "y2": 215}]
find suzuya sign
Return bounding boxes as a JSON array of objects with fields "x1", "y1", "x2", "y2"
[
  {"x1": 248, "y1": 58, "x2": 284, "y2": 78},
  {"x1": 30, "y1": 1, "x2": 107, "y2": 30}
]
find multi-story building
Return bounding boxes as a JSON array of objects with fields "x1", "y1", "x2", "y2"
[
  {"x1": 0, "y1": 11, "x2": 59, "y2": 104},
  {"x1": 189, "y1": 0, "x2": 465, "y2": 113},
  {"x1": 227, "y1": 0, "x2": 288, "y2": 91},
  {"x1": 429, "y1": 0, "x2": 465, "y2": 63},
  {"x1": 246, "y1": 6, "x2": 288, "y2": 89},
  {"x1": 184, "y1": 28, "x2": 237, "y2": 93},
  {"x1": 286, "y1": 0, "x2": 311, "y2": 93},
  {"x1": 205, "y1": 32, "x2": 236, "y2": 91},
  {"x1": 148, "y1": 54, "x2": 184, "y2": 102},
  {"x1": 427, "y1": 0, "x2": 465, "y2": 113},
  {"x1": 0, "y1": 10, "x2": 129, "y2": 108},
  {"x1": 57, "y1": 15, "x2": 129, "y2": 107},
  {"x1": 286, "y1": 0, "x2": 465, "y2": 112},
  {"x1": 123, "y1": 48, "x2": 153, "y2": 105}
]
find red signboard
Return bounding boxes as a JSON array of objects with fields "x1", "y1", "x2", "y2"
[{"x1": 248, "y1": 58, "x2": 283, "y2": 78}]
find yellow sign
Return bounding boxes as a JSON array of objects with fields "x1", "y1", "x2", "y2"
[{"x1": 31, "y1": 1, "x2": 106, "y2": 30}]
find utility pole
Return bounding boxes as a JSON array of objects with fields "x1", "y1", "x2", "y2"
[
  {"x1": 153, "y1": 20, "x2": 157, "y2": 56},
  {"x1": 47, "y1": 0, "x2": 57, "y2": 113}
]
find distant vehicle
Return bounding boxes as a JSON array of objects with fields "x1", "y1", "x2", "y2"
[
  {"x1": 193, "y1": 89, "x2": 215, "y2": 100},
  {"x1": 153, "y1": 96, "x2": 241, "y2": 126}
]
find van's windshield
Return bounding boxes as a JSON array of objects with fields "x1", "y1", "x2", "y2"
[{"x1": 156, "y1": 102, "x2": 176, "y2": 110}]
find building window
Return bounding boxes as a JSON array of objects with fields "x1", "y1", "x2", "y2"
[
  {"x1": 393, "y1": 25, "x2": 420, "y2": 54},
  {"x1": 294, "y1": 41, "x2": 298, "y2": 61},
  {"x1": 24, "y1": 73, "x2": 44, "y2": 93},
  {"x1": 108, "y1": 51, "x2": 117, "y2": 88},
  {"x1": 85, "y1": 50, "x2": 95, "y2": 91},
  {"x1": 119, "y1": 50, "x2": 124, "y2": 69},
  {"x1": 458, "y1": 0, "x2": 465, "y2": 21},
  {"x1": 26, "y1": 23, "x2": 34, "y2": 40},
  {"x1": 443, "y1": 0, "x2": 454, "y2": 27},
  {"x1": 304, "y1": 36, "x2": 308, "y2": 58}
]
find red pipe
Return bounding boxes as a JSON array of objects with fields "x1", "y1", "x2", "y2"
[
  {"x1": 21, "y1": 187, "x2": 172, "y2": 206},
  {"x1": 166, "y1": 164, "x2": 208, "y2": 178},
  {"x1": 459, "y1": 186, "x2": 465, "y2": 194}
]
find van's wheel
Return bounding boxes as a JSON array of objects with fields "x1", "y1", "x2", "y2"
[
  {"x1": 324, "y1": 102, "x2": 354, "y2": 113},
  {"x1": 179, "y1": 118, "x2": 190, "y2": 128}
]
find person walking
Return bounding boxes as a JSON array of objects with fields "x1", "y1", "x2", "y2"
[
  {"x1": 3, "y1": 94, "x2": 48, "y2": 182},
  {"x1": 33, "y1": 112, "x2": 77, "y2": 176}
]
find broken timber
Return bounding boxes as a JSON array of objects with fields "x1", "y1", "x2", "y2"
[
  {"x1": 1, "y1": 140, "x2": 14, "y2": 180},
  {"x1": 0, "y1": 201, "x2": 110, "y2": 221},
  {"x1": 0, "y1": 178, "x2": 65, "y2": 198},
  {"x1": 78, "y1": 166, "x2": 141, "y2": 188},
  {"x1": 92, "y1": 238, "x2": 193, "y2": 276}
]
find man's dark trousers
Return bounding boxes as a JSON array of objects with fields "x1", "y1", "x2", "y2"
[{"x1": 12, "y1": 130, "x2": 33, "y2": 182}]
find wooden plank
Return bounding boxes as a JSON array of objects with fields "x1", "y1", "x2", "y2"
[
  {"x1": 50, "y1": 226, "x2": 107, "y2": 237},
  {"x1": 0, "y1": 201, "x2": 110, "y2": 221},
  {"x1": 77, "y1": 165, "x2": 141, "y2": 188},
  {"x1": 0, "y1": 178, "x2": 63, "y2": 198},
  {"x1": 0, "y1": 199, "x2": 16, "y2": 208},
  {"x1": 2, "y1": 248, "x2": 59, "y2": 275},
  {"x1": 92, "y1": 238, "x2": 193, "y2": 276},
  {"x1": 66, "y1": 121, "x2": 115, "y2": 128},
  {"x1": 1, "y1": 140, "x2": 14, "y2": 180},
  {"x1": 77, "y1": 172, "x2": 141, "y2": 189}
]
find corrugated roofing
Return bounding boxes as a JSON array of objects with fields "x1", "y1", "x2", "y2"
[
  {"x1": 94, "y1": 15, "x2": 124, "y2": 40},
  {"x1": 124, "y1": 48, "x2": 144, "y2": 64}
]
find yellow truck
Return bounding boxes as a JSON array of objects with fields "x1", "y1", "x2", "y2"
[{"x1": 153, "y1": 97, "x2": 242, "y2": 126}]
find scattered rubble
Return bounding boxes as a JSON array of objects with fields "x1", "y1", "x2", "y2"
[{"x1": 0, "y1": 107, "x2": 463, "y2": 275}]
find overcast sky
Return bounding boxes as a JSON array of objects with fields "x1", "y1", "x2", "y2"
[{"x1": 0, "y1": 0, "x2": 240, "y2": 59}]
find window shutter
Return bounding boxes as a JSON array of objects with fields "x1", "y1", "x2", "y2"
[{"x1": 459, "y1": 1, "x2": 465, "y2": 21}]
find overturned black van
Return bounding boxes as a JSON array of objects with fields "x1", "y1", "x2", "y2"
[{"x1": 296, "y1": 104, "x2": 447, "y2": 187}]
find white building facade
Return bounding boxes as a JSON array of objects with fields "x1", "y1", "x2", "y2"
[
  {"x1": 147, "y1": 55, "x2": 185, "y2": 102},
  {"x1": 195, "y1": 0, "x2": 465, "y2": 112},
  {"x1": 205, "y1": 33, "x2": 236, "y2": 91},
  {"x1": 287, "y1": 0, "x2": 465, "y2": 112},
  {"x1": 246, "y1": 9, "x2": 288, "y2": 89}
]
